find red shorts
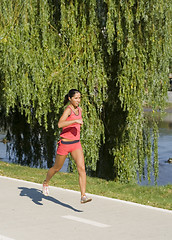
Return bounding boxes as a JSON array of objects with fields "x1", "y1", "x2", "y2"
[{"x1": 57, "y1": 140, "x2": 82, "y2": 155}]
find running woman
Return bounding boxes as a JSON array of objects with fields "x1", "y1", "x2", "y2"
[{"x1": 42, "y1": 89, "x2": 92, "y2": 204}]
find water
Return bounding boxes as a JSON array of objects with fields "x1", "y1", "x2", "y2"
[
  {"x1": 0, "y1": 131, "x2": 69, "y2": 173},
  {"x1": 0, "y1": 133, "x2": 9, "y2": 163},
  {"x1": 139, "y1": 126, "x2": 172, "y2": 185},
  {"x1": 1, "y1": 112, "x2": 172, "y2": 185},
  {"x1": 157, "y1": 128, "x2": 172, "y2": 185}
]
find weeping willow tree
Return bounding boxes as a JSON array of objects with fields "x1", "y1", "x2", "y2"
[
  {"x1": 99, "y1": 0, "x2": 171, "y2": 182},
  {"x1": 0, "y1": 0, "x2": 171, "y2": 183}
]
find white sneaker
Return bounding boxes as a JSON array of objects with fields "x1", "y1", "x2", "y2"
[
  {"x1": 42, "y1": 183, "x2": 49, "y2": 196},
  {"x1": 81, "y1": 195, "x2": 92, "y2": 204}
]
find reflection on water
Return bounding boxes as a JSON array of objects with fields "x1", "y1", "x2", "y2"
[
  {"x1": 0, "y1": 134, "x2": 69, "y2": 173},
  {"x1": 140, "y1": 126, "x2": 172, "y2": 186},
  {"x1": 140, "y1": 111, "x2": 172, "y2": 186},
  {"x1": 1, "y1": 111, "x2": 172, "y2": 186},
  {"x1": 156, "y1": 112, "x2": 172, "y2": 186},
  {"x1": 157, "y1": 128, "x2": 172, "y2": 184}
]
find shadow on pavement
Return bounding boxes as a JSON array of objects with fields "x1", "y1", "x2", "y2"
[{"x1": 18, "y1": 187, "x2": 83, "y2": 212}]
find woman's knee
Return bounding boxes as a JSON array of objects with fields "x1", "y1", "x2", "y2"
[
  {"x1": 53, "y1": 155, "x2": 67, "y2": 173},
  {"x1": 77, "y1": 164, "x2": 86, "y2": 175},
  {"x1": 51, "y1": 166, "x2": 61, "y2": 173}
]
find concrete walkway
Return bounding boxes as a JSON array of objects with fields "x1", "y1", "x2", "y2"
[
  {"x1": 0, "y1": 176, "x2": 172, "y2": 240},
  {"x1": 168, "y1": 91, "x2": 172, "y2": 103}
]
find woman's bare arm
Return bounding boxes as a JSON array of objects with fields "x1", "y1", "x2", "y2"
[{"x1": 58, "y1": 107, "x2": 83, "y2": 128}]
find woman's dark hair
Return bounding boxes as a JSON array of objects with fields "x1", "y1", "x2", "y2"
[{"x1": 63, "y1": 89, "x2": 80, "y2": 105}]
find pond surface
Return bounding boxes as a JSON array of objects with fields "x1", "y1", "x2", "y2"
[
  {"x1": 157, "y1": 128, "x2": 172, "y2": 185},
  {"x1": 1, "y1": 111, "x2": 172, "y2": 186},
  {"x1": 139, "y1": 126, "x2": 172, "y2": 186},
  {"x1": 138, "y1": 110, "x2": 172, "y2": 185},
  {"x1": 0, "y1": 131, "x2": 69, "y2": 173}
]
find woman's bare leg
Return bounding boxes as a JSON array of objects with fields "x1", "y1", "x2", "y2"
[
  {"x1": 44, "y1": 154, "x2": 67, "y2": 185},
  {"x1": 71, "y1": 148, "x2": 86, "y2": 197}
]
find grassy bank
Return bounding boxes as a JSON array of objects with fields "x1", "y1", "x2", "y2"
[{"x1": 0, "y1": 161, "x2": 172, "y2": 210}]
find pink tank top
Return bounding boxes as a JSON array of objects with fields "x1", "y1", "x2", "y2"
[{"x1": 60, "y1": 106, "x2": 82, "y2": 140}]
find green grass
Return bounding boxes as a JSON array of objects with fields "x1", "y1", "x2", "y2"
[{"x1": 0, "y1": 161, "x2": 172, "y2": 210}]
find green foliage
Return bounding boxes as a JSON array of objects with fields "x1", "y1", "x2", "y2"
[
  {"x1": 0, "y1": 0, "x2": 171, "y2": 183},
  {"x1": 103, "y1": 0, "x2": 171, "y2": 182}
]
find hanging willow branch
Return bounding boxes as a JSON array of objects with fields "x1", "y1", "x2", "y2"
[{"x1": 0, "y1": 0, "x2": 171, "y2": 183}]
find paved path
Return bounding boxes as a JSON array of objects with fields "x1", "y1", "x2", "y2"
[
  {"x1": 0, "y1": 176, "x2": 172, "y2": 240},
  {"x1": 168, "y1": 91, "x2": 172, "y2": 103}
]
